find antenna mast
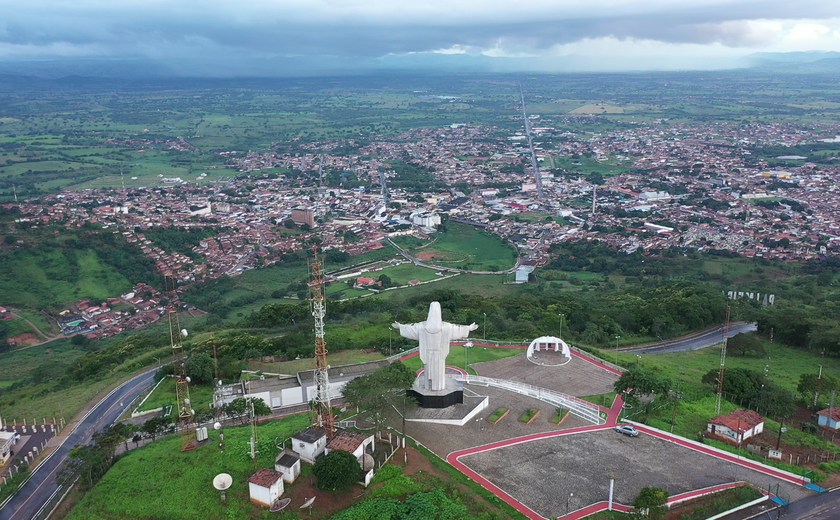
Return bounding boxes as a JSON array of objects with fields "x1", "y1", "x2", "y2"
[
  {"x1": 309, "y1": 251, "x2": 335, "y2": 438},
  {"x1": 168, "y1": 276, "x2": 197, "y2": 451},
  {"x1": 715, "y1": 304, "x2": 731, "y2": 415}
]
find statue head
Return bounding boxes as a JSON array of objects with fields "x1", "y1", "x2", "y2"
[{"x1": 424, "y1": 302, "x2": 443, "y2": 334}]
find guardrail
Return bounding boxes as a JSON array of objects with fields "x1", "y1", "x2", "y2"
[{"x1": 454, "y1": 374, "x2": 605, "y2": 425}]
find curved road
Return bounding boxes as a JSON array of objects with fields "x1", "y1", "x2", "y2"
[
  {"x1": 619, "y1": 322, "x2": 757, "y2": 354},
  {"x1": 0, "y1": 369, "x2": 157, "y2": 520}
]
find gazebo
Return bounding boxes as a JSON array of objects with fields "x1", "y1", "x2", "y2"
[{"x1": 526, "y1": 336, "x2": 571, "y2": 366}]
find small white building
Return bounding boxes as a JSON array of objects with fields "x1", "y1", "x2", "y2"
[
  {"x1": 707, "y1": 409, "x2": 765, "y2": 444},
  {"x1": 325, "y1": 430, "x2": 375, "y2": 468},
  {"x1": 248, "y1": 467, "x2": 284, "y2": 507},
  {"x1": 0, "y1": 431, "x2": 14, "y2": 466},
  {"x1": 817, "y1": 408, "x2": 840, "y2": 429},
  {"x1": 275, "y1": 450, "x2": 301, "y2": 484},
  {"x1": 291, "y1": 428, "x2": 327, "y2": 464}
]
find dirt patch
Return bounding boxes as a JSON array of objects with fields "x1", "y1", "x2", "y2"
[{"x1": 415, "y1": 251, "x2": 440, "y2": 260}]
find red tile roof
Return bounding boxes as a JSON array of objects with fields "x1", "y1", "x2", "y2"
[
  {"x1": 327, "y1": 430, "x2": 370, "y2": 453},
  {"x1": 818, "y1": 408, "x2": 840, "y2": 422},
  {"x1": 248, "y1": 468, "x2": 283, "y2": 488},
  {"x1": 708, "y1": 408, "x2": 764, "y2": 433}
]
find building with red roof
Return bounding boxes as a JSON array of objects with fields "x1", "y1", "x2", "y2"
[
  {"x1": 817, "y1": 407, "x2": 840, "y2": 429},
  {"x1": 248, "y1": 467, "x2": 284, "y2": 506},
  {"x1": 706, "y1": 408, "x2": 765, "y2": 444}
]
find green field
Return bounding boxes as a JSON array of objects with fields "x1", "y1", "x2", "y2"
[
  {"x1": 66, "y1": 414, "x2": 311, "y2": 520},
  {"x1": 397, "y1": 222, "x2": 517, "y2": 272},
  {"x1": 399, "y1": 344, "x2": 522, "y2": 375},
  {"x1": 136, "y1": 377, "x2": 217, "y2": 415}
]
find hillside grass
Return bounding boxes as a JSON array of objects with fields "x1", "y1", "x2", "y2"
[{"x1": 65, "y1": 414, "x2": 310, "y2": 520}]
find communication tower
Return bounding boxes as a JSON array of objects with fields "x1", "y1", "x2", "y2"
[
  {"x1": 167, "y1": 277, "x2": 197, "y2": 451},
  {"x1": 715, "y1": 305, "x2": 731, "y2": 415},
  {"x1": 309, "y1": 251, "x2": 335, "y2": 437}
]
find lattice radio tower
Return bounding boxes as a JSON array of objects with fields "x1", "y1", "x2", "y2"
[
  {"x1": 715, "y1": 304, "x2": 732, "y2": 415},
  {"x1": 167, "y1": 276, "x2": 197, "y2": 451},
  {"x1": 309, "y1": 251, "x2": 335, "y2": 438}
]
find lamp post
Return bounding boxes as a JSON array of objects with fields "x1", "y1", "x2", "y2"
[
  {"x1": 389, "y1": 328, "x2": 392, "y2": 357},
  {"x1": 614, "y1": 335, "x2": 620, "y2": 365},
  {"x1": 559, "y1": 314, "x2": 565, "y2": 340},
  {"x1": 636, "y1": 354, "x2": 641, "y2": 369},
  {"x1": 464, "y1": 342, "x2": 473, "y2": 374},
  {"x1": 154, "y1": 356, "x2": 161, "y2": 368},
  {"x1": 483, "y1": 313, "x2": 487, "y2": 341},
  {"x1": 566, "y1": 492, "x2": 574, "y2": 520}
]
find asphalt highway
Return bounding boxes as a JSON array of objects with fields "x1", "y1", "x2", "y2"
[
  {"x1": 619, "y1": 322, "x2": 757, "y2": 354},
  {"x1": 0, "y1": 368, "x2": 157, "y2": 520},
  {"x1": 782, "y1": 489, "x2": 840, "y2": 520}
]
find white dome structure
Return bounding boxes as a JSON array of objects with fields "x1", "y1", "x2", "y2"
[{"x1": 526, "y1": 336, "x2": 571, "y2": 366}]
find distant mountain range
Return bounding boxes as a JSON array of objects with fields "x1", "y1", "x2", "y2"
[{"x1": 0, "y1": 50, "x2": 838, "y2": 79}]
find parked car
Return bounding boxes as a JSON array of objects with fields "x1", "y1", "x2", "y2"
[{"x1": 615, "y1": 425, "x2": 639, "y2": 437}]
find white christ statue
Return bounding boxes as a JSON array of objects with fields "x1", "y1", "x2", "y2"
[{"x1": 393, "y1": 302, "x2": 477, "y2": 391}]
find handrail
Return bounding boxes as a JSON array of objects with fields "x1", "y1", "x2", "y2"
[{"x1": 454, "y1": 374, "x2": 605, "y2": 425}]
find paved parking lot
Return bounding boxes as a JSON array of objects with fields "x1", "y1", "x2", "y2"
[
  {"x1": 458, "y1": 428, "x2": 812, "y2": 519},
  {"x1": 407, "y1": 385, "x2": 592, "y2": 458},
  {"x1": 473, "y1": 352, "x2": 618, "y2": 398}
]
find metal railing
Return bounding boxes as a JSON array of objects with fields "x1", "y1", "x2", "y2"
[{"x1": 454, "y1": 374, "x2": 605, "y2": 425}]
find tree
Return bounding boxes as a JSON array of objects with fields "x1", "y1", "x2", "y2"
[
  {"x1": 185, "y1": 352, "x2": 214, "y2": 384},
  {"x1": 798, "y1": 372, "x2": 840, "y2": 407},
  {"x1": 633, "y1": 486, "x2": 669, "y2": 519},
  {"x1": 223, "y1": 397, "x2": 270, "y2": 425},
  {"x1": 728, "y1": 332, "x2": 765, "y2": 357},
  {"x1": 342, "y1": 362, "x2": 416, "y2": 435},
  {"x1": 141, "y1": 416, "x2": 172, "y2": 441},
  {"x1": 312, "y1": 449, "x2": 360, "y2": 493},
  {"x1": 613, "y1": 368, "x2": 671, "y2": 407}
]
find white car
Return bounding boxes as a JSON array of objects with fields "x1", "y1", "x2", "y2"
[{"x1": 615, "y1": 425, "x2": 639, "y2": 437}]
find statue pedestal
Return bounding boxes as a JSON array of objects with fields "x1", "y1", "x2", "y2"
[{"x1": 408, "y1": 377, "x2": 464, "y2": 409}]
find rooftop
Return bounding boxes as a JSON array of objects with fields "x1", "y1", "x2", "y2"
[
  {"x1": 327, "y1": 430, "x2": 371, "y2": 453},
  {"x1": 817, "y1": 407, "x2": 840, "y2": 422},
  {"x1": 708, "y1": 408, "x2": 764, "y2": 432},
  {"x1": 248, "y1": 467, "x2": 283, "y2": 488},
  {"x1": 292, "y1": 427, "x2": 326, "y2": 444}
]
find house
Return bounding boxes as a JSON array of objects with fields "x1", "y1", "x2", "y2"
[
  {"x1": 248, "y1": 467, "x2": 284, "y2": 506},
  {"x1": 707, "y1": 408, "x2": 765, "y2": 444},
  {"x1": 355, "y1": 276, "x2": 376, "y2": 286},
  {"x1": 275, "y1": 450, "x2": 301, "y2": 483},
  {"x1": 291, "y1": 428, "x2": 327, "y2": 464},
  {"x1": 0, "y1": 430, "x2": 15, "y2": 466},
  {"x1": 817, "y1": 408, "x2": 840, "y2": 429},
  {"x1": 325, "y1": 430, "x2": 375, "y2": 469}
]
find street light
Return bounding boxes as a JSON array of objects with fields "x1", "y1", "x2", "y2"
[
  {"x1": 465, "y1": 342, "x2": 473, "y2": 374},
  {"x1": 389, "y1": 328, "x2": 392, "y2": 357},
  {"x1": 483, "y1": 313, "x2": 487, "y2": 341},
  {"x1": 614, "y1": 335, "x2": 620, "y2": 365},
  {"x1": 566, "y1": 492, "x2": 574, "y2": 520},
  {"x1": 559, "y1": 314, "x2": 565, "y2": 340},
  {"x1": 154, "y1": 356, "x2": 161, "y2": 368},
  {"x1": 636, "y1": 354, "x2": 641, "y2": 369}
]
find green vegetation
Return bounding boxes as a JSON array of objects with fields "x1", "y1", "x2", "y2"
[
  {"x1": 487, "y1": 407, "x2": 509, "y2": 423},
  {"x1": 518, "y1": 408, "x2": 540, "y2": 423},
  {"x1": 399, "y1": 222, "x2": 517, "y2": 272},
  {"x1": 0, "y1": 470, "x2": 29, "y2": 504},
  {"x1": 65, "y1": 414, "x2": 310, "y2": 520},
  {"x1": 670, "y1": 485, "x2": 763, "y2": 520},
  {"x1": 313, "y1": 450, "x2": 360, "y2": 493}
]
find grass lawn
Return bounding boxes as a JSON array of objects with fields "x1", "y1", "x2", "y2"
[
  {"x1": 246, "y1": 349, "x2": 386, "y2": 375},
  {"x1": 402, "y1": 222, "x2": 517, "y2": 271},
  {"x1": 602, "y1": 338, "x2": 840, "y2": 397},
  {"x1": 65, "y1": 414, "x2": 311, "y2": 520},
  {"x1": 0, "y1": 338, "x2": 84, "y2": 381},
  {"x1": 136, "y1": 378, "x2": 217, "y2": 415},
  {"x1": 399, "y1": 343, "x2": 521, "y2": 375}
]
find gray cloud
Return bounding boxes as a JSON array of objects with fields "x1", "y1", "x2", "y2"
[{"x1": 0, "y1": 0, "x2": 838, "y2": 60}]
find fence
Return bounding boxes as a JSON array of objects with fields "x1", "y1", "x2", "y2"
[{"x1": 454, "y1": 374, "x2": 605, "y2": 425}]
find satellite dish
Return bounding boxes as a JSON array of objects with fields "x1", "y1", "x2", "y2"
[
  {"x1": 181, "y1": 329, "x2": 188, "y2": 337},
  {"x1": 184, "y1": 398, "x2": 191, "y2": 405},
  {"x1": 361, "y1": 453, "x2": 375, "y2": 471},
  {"x1": 213, "y1": 473, "x2": 233, "y2": 491},
  {"x1": 185, "y1": 376, "x2": 191, "y2": 383},
  {"x1": 300, "y1": 496, "x2": 316, "y2": 509},
  {"x1": 214, "y1": 422, "x2": 222, "y2": 430},
  {"x1": 270, "y1": 498, "x2": 291, "y2": 512}
]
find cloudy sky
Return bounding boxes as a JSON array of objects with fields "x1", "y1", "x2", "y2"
[{"x1": 2, "y1": 0, "x2": 840, "y2": 72}]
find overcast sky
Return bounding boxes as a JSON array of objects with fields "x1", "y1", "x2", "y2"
[{"x1": 2, "y1": 0, "x2": 840, "y2": 70}]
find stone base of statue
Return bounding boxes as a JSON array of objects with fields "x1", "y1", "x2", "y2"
[{"x1": 408, "y1": 376, "x2": 464, "y2": 409}]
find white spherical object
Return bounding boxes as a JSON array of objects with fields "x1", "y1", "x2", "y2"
[
  {"x1": 185, "y1": 376, "x2": 191, "y2": 383},
  {"x1": 214, "y1": 422, "x2": 222, "y2": 430},
  {"x1": 184, "y1": 398, "x2": 190, "y2": 405},
  {"x1": 181, "y1": 329, "x2": 188, "y2": 337}
]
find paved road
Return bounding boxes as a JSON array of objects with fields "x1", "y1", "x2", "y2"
[
  {"x1": 783, "y1": 490, "x2": 840, "y2": 520},
  {"x1": 0, "y1": 369, "x2": 157, "y2": 520},
  {"x1": 619, "y1": 322, "x2": 757, "y2": 354}
]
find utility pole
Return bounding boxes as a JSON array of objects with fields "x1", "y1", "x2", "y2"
[
  {"x1": 309, "y1": 251, "x2": 335, "y2": 438},
  {"x1": 716, "y1": 305, "x2": 731, "y2": 415}
]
